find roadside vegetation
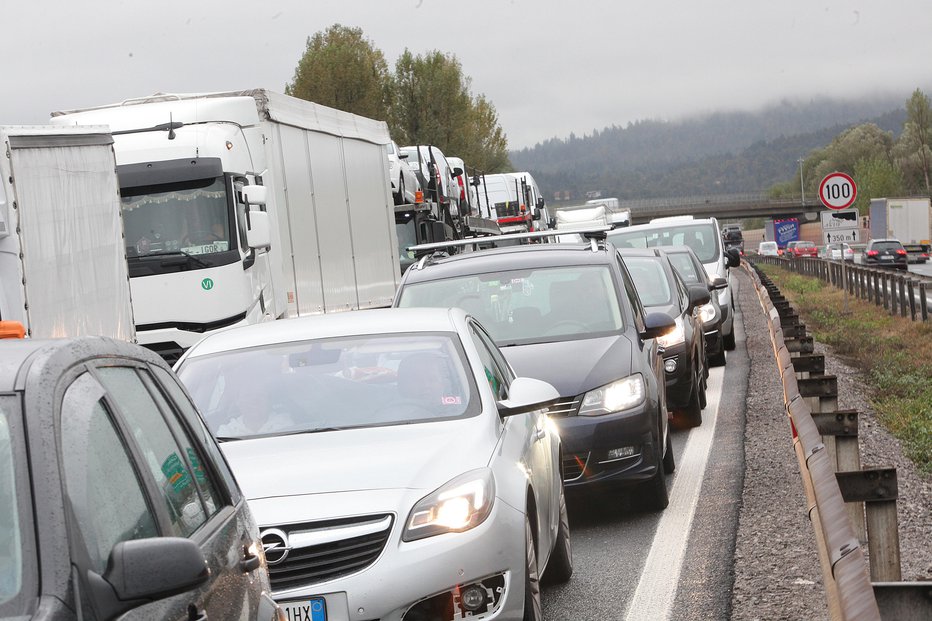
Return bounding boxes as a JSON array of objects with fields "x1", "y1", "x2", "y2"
[{"x1": 758, "y1": 264, "x2": 932, "y2": 475}]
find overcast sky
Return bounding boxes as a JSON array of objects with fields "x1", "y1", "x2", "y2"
[{"x1": 4, "y1": 1, "x2": 931, "y2": 149}]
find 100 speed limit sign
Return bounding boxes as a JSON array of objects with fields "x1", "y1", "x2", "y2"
[{"x1": 819, "y1": 172, "x2": 857, "y2": 210}]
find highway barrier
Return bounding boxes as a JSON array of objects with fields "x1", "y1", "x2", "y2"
[
  {"x1": 743, "y1": 260, "x2": 932, "y2": 620},
  {"x1": 755, "y1": 256, "x2": 931, "y2": 321}
]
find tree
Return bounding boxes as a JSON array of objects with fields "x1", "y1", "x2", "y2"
[
  {"x1": 892, "y1": 89, "x2": 932, "y2": 196},
  {"x1": 802, "y1": 123, "x2": 894, "y2": 196},
  {"x1": 390, "y1": 50, "x2": 511, "y2": 172},
  {"x1": 285, "y1": 25, "x2": 391, "y2": 121},
  {"x1": 852, "y1": 155, "x2": 904, "y2": 215}
]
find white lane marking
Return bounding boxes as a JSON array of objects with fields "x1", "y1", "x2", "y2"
[{"x1": 623, "y1": 365, "x2": 724, "y2": 621}]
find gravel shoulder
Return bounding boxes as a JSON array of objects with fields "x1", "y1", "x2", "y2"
[{"x1": 730, "y1": 266, "x2": 932, "y2": 620}]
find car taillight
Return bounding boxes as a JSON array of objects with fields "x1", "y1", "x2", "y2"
[
  {"x1": 896, "y1": 249, "x2": 907, "y2": 255},
  {"x1": 867, "y1": 250, "x2": 879, "y2": 257}
]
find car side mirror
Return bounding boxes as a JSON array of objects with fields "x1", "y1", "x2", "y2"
[
  {"x1": 399, "y1": 152, "x2": 409, "y2": 160},
  {"x1": 497, "y1": 377, "x2": 560, "y2": 417},
  {"x1": 242, "y1": 184, "x2": 267, "y2": 206},
  {"x1": 709, "y1": 276, "x2": 728, "y2": 291},
  {"x1": 725, "y1": 248, "x2": 740, "y2": 268},
  {"x1": 246, "y1": 210, "x2": 272, "y2": 249},
  {"x1": 452, "y1": 167, "x2": 463, "y2": 177},
  {"x1": 687, "y1": 285, "x2": 711, "y2": 312},
  {"x1": 88, "y1": 537, "x2": 210, "y2": 620},
  {"x1": 640, "y1": 311, "x2": 676, "y2": 340}
]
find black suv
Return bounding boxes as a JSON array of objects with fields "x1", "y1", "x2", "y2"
[
  {"x1": 394, "y1": 237, "x2": 677, "y2": 509},
  {"x1": 0, "y1": 336, "x2": 281, "y2": 621},
  {"x1": 864, "y1": 239, "x2": 908, "y2": 270}
]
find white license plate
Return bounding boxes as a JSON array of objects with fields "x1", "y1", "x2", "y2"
[
  {"x1": 880, "y1": 256, "x2": 892, "y2": 261},
  {"x1": 281, "y1": 598, "x2": 327, "y2": 621}
]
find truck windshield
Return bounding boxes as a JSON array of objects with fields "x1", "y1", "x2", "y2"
[
  {"x1": 0, "y1": 398, "x2": 31, "y2": 615},
  {"x1": 122, "y1": 177, "x2": 238, "y2": 271}
]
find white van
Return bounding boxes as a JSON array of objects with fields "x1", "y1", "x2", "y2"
[
  {"x1": 606, "y1": 216, "x2": 740, "y2": 362},
  {"x1": 758, "y1": 241, "x2": 779, "y2": 256}
]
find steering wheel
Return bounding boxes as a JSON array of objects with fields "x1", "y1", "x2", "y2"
[
  {"x1": 543, "y1": 319, "x2": 588, "y2": 336},
  {"x1": 184, "y1": 230, "x2": 219, "y2": 245}
]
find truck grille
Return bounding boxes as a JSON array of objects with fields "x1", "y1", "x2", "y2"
[{"x1": 263, "y1": 514, "x2": 393, "y2": 592}]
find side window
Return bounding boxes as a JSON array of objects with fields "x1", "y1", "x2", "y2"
[
  {"x1": 233, "y1": 176, "x2": 249, "y2": 251},
  {"x1": 95, "y1": 367, "x2": 212, "y2": 537},
  {"x1": 617, "y1": 257, "x2": 646, "y2": 331},
  {"x1": 468, "y1": 324, "x2": 510, "y2": 400},
  {"x1": 60, "y1": 373, "x2": 158, "y2": 573},
  {"x1": 150, "y1": 365, "x2": 242, "y2": 505}
]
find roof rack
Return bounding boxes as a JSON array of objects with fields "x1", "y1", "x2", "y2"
[{"x1": 406, "y1": 226, "x2": 612, "y2": 255}]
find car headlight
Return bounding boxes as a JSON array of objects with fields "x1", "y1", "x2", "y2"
[
  {"x1": 578, "y1": 374, "x2": 645, "y2": 416},
  {"x1": 403, "y1": 469, "x2": 495, "y2": 542},
  {"x1": 656, "y1": 316, "x2": 685, "y2": 349},
  {"x1": 698, "y1": 302, "x2": 717, "y2": 326}
]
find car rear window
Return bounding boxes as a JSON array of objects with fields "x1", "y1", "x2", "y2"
[
  {"x1": 798, "y1": 242, "x2": 816, "y2": 249},
  {"x1": 608, "y1": 223, "x2": 721, "y2": 263},
  {"x1": 177, "y1": 333, "x2": 479, "y2": 441},
  {"x1": 397, "y1": 265, "x2": 624, "y2": 346},
  {"x1": 666, "y1": 252, "x2": 703, "y2": 284},
  {"x1": 622, "y1": 256, "x2": 673, "y2": 306},
  {"x1": 872, "y1": 241, "x2": 903, "y2": 251}
]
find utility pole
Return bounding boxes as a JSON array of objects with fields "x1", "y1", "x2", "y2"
[{"x1": 797, "y1": 157, "x2": 805, "y2": 206}]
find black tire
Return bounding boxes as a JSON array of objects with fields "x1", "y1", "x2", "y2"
[
  {"x1": 523, "y1": 516, "x2": 543, "y2": 621},
  {"x1": 640, "y1": 423, "x2": 670, "y2": 510},
  {"x1": 709, "y1": 348, "x2": 726, "y2": 367},
  {"x1": 394, "y1": 176, "x2": 405, "y2": 206},
  {"x1": 542, "y1": 485, "x2": 573, "y2": 585},
  {"x1": 680, "y1": 370, "x2": 703, "y2": 428},
  {"x1": 662, "y1": 426, "x2": 676, "y2": 474},
  {"x1": 698, "y1": 362, "x2": 708, "y2": 410},
  {"x1": 723, "y1": 327, "x2": 736, "y2": 351}
]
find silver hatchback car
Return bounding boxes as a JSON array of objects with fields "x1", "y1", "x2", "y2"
[{"x1": 175, "y1": 307, "x2": 571, "y2": 621}]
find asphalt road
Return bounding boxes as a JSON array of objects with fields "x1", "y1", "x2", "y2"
[{"x1": 542, "y1": 301, "x2": 749, "y2": 620}]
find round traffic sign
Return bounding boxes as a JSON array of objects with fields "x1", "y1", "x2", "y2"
[{"x1": 818, "y1": 172, "x2": 857, "y2": 210}]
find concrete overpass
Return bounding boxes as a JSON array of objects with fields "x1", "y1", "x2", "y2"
[{"x1": 558, "y1": 193, "x2": 830, "y2": 224}]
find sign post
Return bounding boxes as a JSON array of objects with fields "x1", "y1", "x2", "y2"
[{"x1": 819, "y1": 172, "x2": 858, "y2": 314}]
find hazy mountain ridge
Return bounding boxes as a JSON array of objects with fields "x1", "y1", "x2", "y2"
[{"x1": 511, "y1": 96, "x2": 909, "y2": 199}]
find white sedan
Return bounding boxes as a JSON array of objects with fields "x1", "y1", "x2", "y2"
[
  {"x1": 826, "y1": 242, "x2": 854, "y2": 261},
  {"x1": 175, "y1": 307, "x2": 571, "y2": 621},
  {"x1": 387, "y1": 140, "x2": 420, "y2": 205}
]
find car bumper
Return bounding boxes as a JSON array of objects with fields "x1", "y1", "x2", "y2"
[
  {"x1": 555, "y1": 402, "x2": 659, "y2": 491},
  {"x1": 255, "y1": 491, "x2": 526, "y2": 621}
]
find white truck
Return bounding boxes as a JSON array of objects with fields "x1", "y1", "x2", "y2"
[
  {"x1": 0, "y1": 125, "x2": 135, "y2": 340},
  {"x1": 52, "y1": 90, "x2": 400, "y2": 362},
  {"x1": 869, "y1": 197, "x2": 932, "y2": 244},
  {"x1": 474, "y1": 172, "x2": 546, "y2": 233}
]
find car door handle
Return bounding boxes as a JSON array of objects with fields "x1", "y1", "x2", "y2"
[{"x1": 241, "y1": 546, "x2": 261, "y2": 573}]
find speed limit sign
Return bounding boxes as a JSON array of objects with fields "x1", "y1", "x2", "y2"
[{"x1": 819, "y1": 172, "x2": 857, "y2": 210}]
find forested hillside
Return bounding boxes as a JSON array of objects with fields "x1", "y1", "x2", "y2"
[{"x1": 512, "y1": 97, "x2": 907, "y2": 200}]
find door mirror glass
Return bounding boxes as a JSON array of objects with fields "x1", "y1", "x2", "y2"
[
  {"x1": 497, "y1": 377, "x2": 559, "y2": 417},
  {"x1": 709, "y1": 276, "x2": 728, "y2": 290},
  {"x1": 640, "y1": 311, "x2": 676, "y2": 340},
  {"x1": 687, "y1": 285, "x2": 712, "y2": 311}
]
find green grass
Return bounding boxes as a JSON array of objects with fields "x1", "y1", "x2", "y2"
[{"x1": 759, "y1": 264, "x2": 932, "y2": 474}]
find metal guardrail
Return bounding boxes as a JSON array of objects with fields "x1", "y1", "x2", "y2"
[
  {"x1": 755, "y1": 256, "x2": 931, "y2": 321},
  {"x1": 743, "y1": 260, "x2": 932, "y2": 620}
]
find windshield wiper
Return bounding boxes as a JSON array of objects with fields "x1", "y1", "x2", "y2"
[
  {"x1": 267, "y1": 427, "x2": 346, "y2": 438},
  {"x1": 214, "y1": 436, "x2": 242, "y2": 443},
  {"x1": 129, "y1": 250, "x2": 210, "y2": 269}
]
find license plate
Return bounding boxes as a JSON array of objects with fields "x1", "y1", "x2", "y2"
[
  {"x1": 281, "y1": 597, "x2": 327, "y2": 621},
  {"x1": 880, "y1": 256, "x2": 892, "y2": 261}
]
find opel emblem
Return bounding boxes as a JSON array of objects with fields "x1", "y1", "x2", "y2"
[{"x1": 260, "y1": 528, "x2": 291, "y2": 566}]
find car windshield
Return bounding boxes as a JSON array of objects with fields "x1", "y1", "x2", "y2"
[
  {"x1": 177, "y1": 333, "x2": 479, "y2": 441},
  {"x1": 0, "y1": 400, "x2": 26, "y2": 611},
  {"x1": 397, "y1": 265, "x2": 624, "y2": 346},
  {"x1": 608, "y1": 223, "x2": 721, "y2": 263},
  {"x1": 665, "y1": 252, "x2": 704, "y2": 285},
  {"x1": 622, "y1": 256, "x2": 673, "y2": 307}
]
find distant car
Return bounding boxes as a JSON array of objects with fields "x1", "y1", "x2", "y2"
[
  {"x1": 386, "y1": 140, "x2": 420, "y2": 205},
  {"x1": 758, "y1": 241, "x2": 779, "y2": 256},
  {"x1": 400, "y1": 145, "x2": 459, "y2": 209},
  {"x1": 394, "y1": 236, "x2": 677, "y2": 510},
  {"x1": 660, "y1": 245, "x2": 729, "y2": 367},
  {"x1": 0, "y1": 335, "x2": 280, "y2": 621},
  {"x1": 175, "y1": 308, "x2": 571, "y2": 620},
  {"x1": 825, "y1": 242, "x2": 854, "y2": 262},
  {"x1": 786, "y1": 240, "x2": 818, "y2": 258},
  {"x1": 903, "y1": 243, "x2": 930, "y2": 264},
  {"x1": 619, "y1": 249, "x2": 710, "y2": 428},
  {"x1": 864, "y1": 239, "x2": 908, "y2": 270}
]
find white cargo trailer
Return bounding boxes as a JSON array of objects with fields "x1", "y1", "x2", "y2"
[
  {"x1": 869, "y1": 197, "x2": 932, "y2": 244},
  {"x1": 0, "y1": 125, "x2": 135, "y2": 340},
  {"x1": 52, "y1": 90, "x2": 400, "y2": 361}
]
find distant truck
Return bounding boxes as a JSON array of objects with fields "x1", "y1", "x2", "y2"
[
  {"x1": 721, "y1": 223, "x2": 744, "y2": 252},
  {"x1": 0, "y1": 125, "x2": 135, "y2": 340},
  {"x1": 869, "y1": 197, "x2": 932, "y2": 245},
  {"x1": 53, "y1": 90, "x2": 400, "y2": 362}
]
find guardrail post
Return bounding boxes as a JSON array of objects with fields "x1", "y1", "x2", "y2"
[
  {"x1": 836, "y1": 469, "x2": 902, "y2": 582},
  {"x1": 906, "y1": 279, "x2": 916, "y2": 321},
  {"x1": 920, "y1": 282, "x2": 929, "y2": 321}
]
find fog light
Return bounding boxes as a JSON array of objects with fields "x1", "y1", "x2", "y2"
[
  {"x1": 461, "y1": 585, "x2": 487, "y2": 612},
  {"x1": 606, "y1": 446, "x2": 636, "y2": 460},
  {"x1": 664, "y1": 358, "x2": 677, "y2": 373}
]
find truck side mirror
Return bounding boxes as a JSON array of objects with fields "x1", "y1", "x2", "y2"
[
  {"x1": 536, "y1": 197, "x2": 545, "y2": 209},
  {"x1": 246, "y1": 210, "x2": 272, "y2": 249},
  {"x1": 243, "y1": 184, "x2": 267, "y2": 206},
  {"x1": 452, "y1": 167, "x2": 463, "y2": 177}
]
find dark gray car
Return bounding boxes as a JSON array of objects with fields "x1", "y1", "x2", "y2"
[
  {"x1": 394, "y1": 238, "x2": 677, "y2": 510},
  {"x1": 0, "y1": 336, "x2": 280, "y2": 621}
]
